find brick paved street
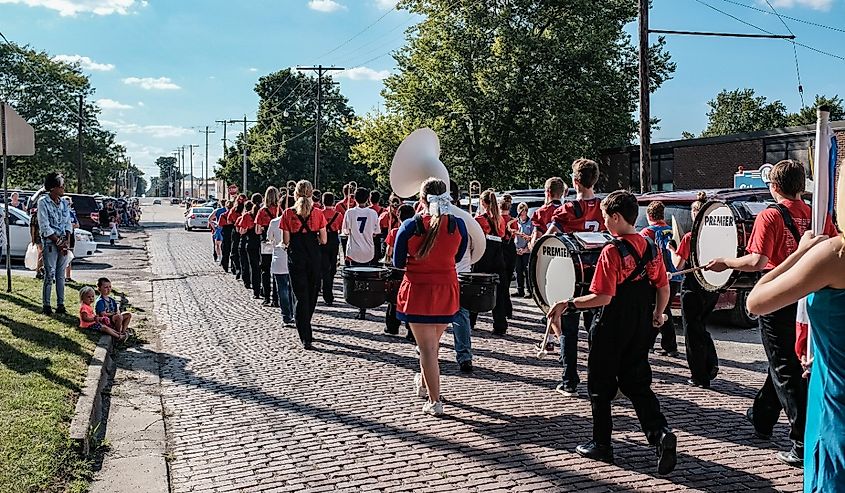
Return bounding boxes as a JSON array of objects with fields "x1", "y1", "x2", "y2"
[{"x1": 144, "y1": 204, "x2": 803, "y2": 492}]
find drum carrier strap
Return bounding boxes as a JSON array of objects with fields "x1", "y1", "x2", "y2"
[
  {"x1": 413, "y1": 214, "x2": 455, "y2": 236},
  {"x1": 327, "y1": 211, "x2": 341, "y2": 233},
  {"x1": 571, "y1": 200, "x2": 583, "y2": 219},
  {"x1": 296, "y1": 214, "x2": 312, "y2": 234},
  {"x1": 767, "y1": 204, "x2": 805, "y2": 246},
  {"x1": 612, "y1": 237, "x2": 657, "y2": 285}
]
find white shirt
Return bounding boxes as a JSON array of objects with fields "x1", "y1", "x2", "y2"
[
  {"x1": 342, "y1": 206, "x2": 380, "y2": 263},
  {"x1": 268, "y1": 217, "x2": 288, "y2": 274},
  {"x1": 456, "y1": 236, "x2": 472, "y2": 274}
]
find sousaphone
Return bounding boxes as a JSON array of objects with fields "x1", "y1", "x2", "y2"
[{"x1": 390, "y1": 128, "x2": 486, "y2": 263}]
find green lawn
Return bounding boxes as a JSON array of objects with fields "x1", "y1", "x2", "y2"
[{"x1": 0, "y1": 276, "x2": 100, "y2": 492}]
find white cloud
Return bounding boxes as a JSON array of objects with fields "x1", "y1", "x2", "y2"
[
  {"x1": 336, "y1": 66, "x2": 390, "y2": 81},
  {"x1": 374, "y1": 0, "x2": 395, "y2": 8},
  {"x1": 51, "y1": 54, "x2": 114, "y2": 71},
  {"x1": 308, "y1": 0, "x2": 346, "y2": 12},
  {"x1": 96, "y1": 98, "x2": 133, "y2": 110},
  {"x1": 136, "y1": 101, "x2": 144, "y2": 106},
  {"x1": 248, "y1": 67, "x2": 258, "y2": 72},
  {"x1": 0, "y1": 0, "x2": 143, "y2": 16},
  {"x1": 766, "y1": 0, "x2": 833, "y2": 9},
  {"x1": 122, "y1": 76, "x2": 181, "y2": 90},
  {"x1": 102, "y1": 120, "x2": 194, "y2": 138}
]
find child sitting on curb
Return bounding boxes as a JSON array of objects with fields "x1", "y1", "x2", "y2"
[
  {"x1": 79, "y1": 286, "x2": 128, "y2": 341},
  {"x1": 96, "y1": 277, "x2": 132, "y2": 335}
]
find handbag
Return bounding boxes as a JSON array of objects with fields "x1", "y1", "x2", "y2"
[{"x1": 24, "y1": 243, "x2": 39, "y2": 270}]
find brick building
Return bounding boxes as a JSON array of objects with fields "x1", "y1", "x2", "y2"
[{"x1": 599, "y1": 121, "x2": 845, "y2": 192}]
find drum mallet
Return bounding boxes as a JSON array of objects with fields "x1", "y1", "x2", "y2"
[
  {"x1": 536, "y1": 317, "x2": 554, "y2": 359},
  {"x1": 673, "y1": 265, "x2": 706, "y2": 276}
]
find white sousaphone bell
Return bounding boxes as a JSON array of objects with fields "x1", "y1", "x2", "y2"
[{"x1": 390, "y1": 128, "x2": 487, "y2": 263}]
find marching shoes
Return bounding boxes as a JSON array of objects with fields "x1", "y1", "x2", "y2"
[
  {"x1": 576, "y1": 441, "x2": 614, "y2": 464},
  {"x1": 656, "y1": 430, "x2": 678, "y2": 475}
]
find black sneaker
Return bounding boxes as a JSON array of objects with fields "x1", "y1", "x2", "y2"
[
  {"x1": 41, "y1": 306, "x2": 53, "y2": 316},
  {"x1": 657, "y1": 430, "x2": 678, "y2": 475},
  {"x1": 384, "y1": 327, "x2": 399, "y2": 335},
  {"x1": 356, "y1": 311, "x2": 366, "y2": 320},
  {"x1": 524, "y1": 292, "x2": 533, "y2": 299},
  {"x1": 687, "y1": 378, "x2": 711, "y2": 389},
  {"x1": 515, "y1": 290, "x2": 525, "y2": 298},
  {"x1": 459, "y1": 361, "x2": 473, "y2": 373},
  {"x1": 575, "y1": 441, "x2": 614, "y2": 463},
  {"x1": 776, "y1": 448, "x2": 803, "y2": 468},
  {"x1": 262, "y1": 299, "x2": 271, "y2": 306},
  {"x1": 746, "y1": 408, "x2": 772, "y2": 440},
  {"x1": 710, "y1": 366, "x2": 720, "y2": 380},
  {"x1": 55, "y1": 305, "x2": 67, "y2": 315}
]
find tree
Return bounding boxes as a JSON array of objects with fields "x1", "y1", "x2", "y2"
[
  {"x1": 701, "y1": 89, "x2": 788, "y2": 137},
  {"x1": 216, "y1": 69, "x2": 370, "y2": 196},
  {"x1": 786, "y1": 94, "x2": 845, "y2": 126},
  {"x1": 351, "y1": 0, "x2": 675, "y2": 191},
  {"x1": 156, "y1": 156, "x2": 180, "y2": 197},
  {"x1": 348, "y1": 111, "x2": 419, "y2": 191},
  {"x1": 135, "y1": 175, "x2": 148, "y2": 197},
  {"x1": 0, "y1": 42, "x2": 125, "y2": 193}
]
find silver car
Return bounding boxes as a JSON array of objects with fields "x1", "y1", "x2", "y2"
[{"x1": 185, "y1": 207, "x2": 214, "y2": 231}]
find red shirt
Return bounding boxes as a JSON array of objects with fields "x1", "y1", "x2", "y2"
[
  {"x1": 676, "y1": 232, "x2": 692, "y2": 262},
  {"x1": 746, "y1": 199, "x2": 837, "y2": 270},
  {"x1": 501, "y1": 213, "x2": 514, "y2": 240},
  {"x1": 281, "y1": 208, "x2": 327, "y2": 233},
  {"x1": 236, "y1": 212, "x2": 255, "y2": 230},
  {"x1": 321, "y1": 206, "x2": 344, "y2": 233},
  {"x1": 475, "y1": 214, "x2": 506, "y2": 238},
  {"x1": 335, "y1": 197, "x2": 356, "y2": 216},
  {"x1": 639, "y1": 220, "x2": 668, "y2": 241},
  {"x1": 385, "y1": 227, "x2": 399, "y2": 248},
  {"x1": 531, "y1": 200, "x2": 563, "y2": 234},
  {"x1": 379, "y1": 209, "x2": 400, "y2": 231},
  {"x1": 227, "y1": 209, "x2": 241, "y2": 224},
  {"x1": 371, "y1": 204, "x2": 382, "y2": 216},
  {"x1": 590, "y1": 233, "x2": 669, "y2": 297},
  {"x1": 255, "y1": 205, "x2": 280, "y2": 227},
  {"x1": 552, "y1": 198, "x2": 605, "y2": 233},
  {"x1": 218, "y1": 210, "x2": 231, "y2": 227}
]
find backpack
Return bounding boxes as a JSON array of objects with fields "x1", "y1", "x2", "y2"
[{"x1": 645, "y1": 224, "x2": 680, "y2": 280}]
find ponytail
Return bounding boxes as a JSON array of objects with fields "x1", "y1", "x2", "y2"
[
  {"x1": 293, "y1": 180, "x2": 314, "y2": 218},
  {"x1": 481, "y1": 189, "x2": 502, "y2": 232},
  {"x1": 417, "y1": 177, "x2": 449, "y2": 260}
]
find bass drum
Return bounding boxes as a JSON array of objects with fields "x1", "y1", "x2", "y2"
[
  {"x1": 690, "y1": 200, "x2": 761, "y2": 292},
  {"x1": 529, "y1": 232, "x2": 612, "y2": 314},
  {"x1": 341, "y1": 266, "x2": 390, "y2": 309}
]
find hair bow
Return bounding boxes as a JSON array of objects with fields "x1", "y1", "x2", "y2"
[{"x1": 427, "y1": 192, "x2": 452, "y2": 216}]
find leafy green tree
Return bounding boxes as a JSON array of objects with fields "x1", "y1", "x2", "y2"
[
  {"x1": 786, "y1": 95, "x2": 845, "y2": 126},
  {"x1": 216, "y1": 69, "x2": 371, "y2": 196},
  {"x1": 135, "y1": 175, "x2": 148, "y2": 197},
  {"x1": 353, "y1": 0, "x2": 675, "y2": 191},
  {"x1": 701, "y1": 89, "x2": 788, "y2": 137},
  {"x1": 0, "y1": 42, "x2": 124, "y2": 193},
  {"x1": 155, "y1": 156, "x2": 180, "y2": 197}
]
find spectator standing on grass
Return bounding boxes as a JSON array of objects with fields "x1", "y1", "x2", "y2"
[
  {"x1": 37, "y1": 172, "x2": 72, "y2": 316},
  {"x1": 64, "y1": 196, "x2": 79, "y2": 282}
]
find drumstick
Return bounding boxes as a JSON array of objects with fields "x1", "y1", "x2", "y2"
[
  {"x1": 536, "y1": 317, "x2": 553, "y2": 359},
  {"x1": 673, "y1": 265, "x2": 706, "y2": 276}
]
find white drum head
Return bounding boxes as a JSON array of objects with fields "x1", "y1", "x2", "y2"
[
  {"x1": 534, "y1": 235, "x2": 576, "y2": 311},
  {"x1": 694, "y1": 202, "x2": 738, "y2": 290}
]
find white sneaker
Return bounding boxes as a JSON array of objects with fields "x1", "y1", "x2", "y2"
[
  {"x1": 422, "y1": 400, "x2": 444, "y2": 416},
  {"x1": 414, "y1": 373, "x2": 428, "y2": 399}
]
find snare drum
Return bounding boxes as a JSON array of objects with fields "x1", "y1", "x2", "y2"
[
  {"x1": 690, "y1": 200, "x2": 761, "y2": 292},
  {"x1": 341, "y1": 266, "x2": 390, "y2": 309},
  {"x1": 458, "y1": 272, "x2": 499, "y2": 313},
  {"x1": 529, "y1": 232, "x2": 612, "y2": 314}
]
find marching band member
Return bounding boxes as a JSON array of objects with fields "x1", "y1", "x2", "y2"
[
  {"x1": 383, "y1": 204, "x2": 415, "y2": 336},
  {"x1": 336, "y1": 183, "x2": 357, "y2": 258},
  {"x1": 370, "y1": 190, "x2": 384, "y2": 259},
  {"x1": 668, "y1": 192, "x2": 719, "y2": 388},
  {"x1": 245, "y1": 193, "x2": 264, "y2": 298},
  {"x1": 707, "y1": 160, "x2": 837, "y2": 467},
  {"x1": 256, "y1": 187, "x2": 281, "y2": 306},
  {"x1": 228, "y1": 193, "x2": 247, "y2": 279},
  {"x1": 469, "y1": 189, "x2": 508, "y2": 335},
  {"x1": 281, "y1": 180, "x2": 327, "y2": 350},
  {"x1": 392, "y1": 177, "x2": 468, "y2": 415},
  {"x1": 547, "y1": 191, "x2": 676, "y2": 474},
  {"x1": 529, "y1": 177, "x2": 566, "y2": 246},
  {"x1": 640, "y1": 201, "x2": 680, "y2": 357},
  {"x1": 343, "y1": 188, "x2": 381, "y2": 320},
  {"x1": 320, "y1": 192, "x2": 343, "y2": 306},
  {"x1": 450, "y1": 180, "x2": 473, "y2": 372},
  {"x1": 235, "y1": 200, "x2": 255, "y2": 290},
  {"x1": 217, "y1": 200, "x2": 233, "y2": 273},
  {"x1": 545, "y1": 159, "x2": 605, "y2": 397},
  {"x1": 500, "y1": 193, "x2": 516, "y2": 318}
]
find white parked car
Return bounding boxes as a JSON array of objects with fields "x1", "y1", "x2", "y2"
[
  {"x1": 0, "y1": 205, "x2": 96, "y2": 259},
  {"x1": 185, "y1": 207, "x2": 214, "y2": 231}
]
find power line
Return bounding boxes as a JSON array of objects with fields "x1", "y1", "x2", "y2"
[
  {"x1": 717, "y1": 0, "x2": 845, "y2": 35},
  {"x1": 314, "y1": 2, "x2": 400, "y2": 61},
  {"x1": 763, "y1": 0, "x2": 804, "y2": 107}
]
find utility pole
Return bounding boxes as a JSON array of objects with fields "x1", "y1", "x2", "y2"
[
  {"x1": 180, "y1": 146, "x2": 186, "y2": 199},
  {"x1": 200, "y1": 126, "x2": 216, "y2": 198},
  {"x1": 215, "y1": 120, "x2": 228, "y2": 156},
  {"x1": 77, "y1": 94, "x2": 84, "y2": 193},
  {"x1": 224, "y1": 118, "x2": 257, "y2": 193},
  {"x1": 297, "y1": 65, "x2": 344, "y2": 189},
  {"x1": 171, "y1": 150, "x2": 179, "y2": 198},
  {"x1": 187, "y1": 144, "x2": 199, "y2": 199},
  {"x1": 638, "y1": 0, "x2": 650, "y2": 194},
  {"x1": 242, "y1": 116, "x2": 247, "y2": 194}
]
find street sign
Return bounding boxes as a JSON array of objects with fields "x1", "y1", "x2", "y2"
[{"x1": 1, "y1": 103, "x2": 35, "y2": 156}]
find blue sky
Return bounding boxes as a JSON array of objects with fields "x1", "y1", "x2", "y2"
[{"x1": 1, "y1": 0, "x2": 843, "y2": 180}]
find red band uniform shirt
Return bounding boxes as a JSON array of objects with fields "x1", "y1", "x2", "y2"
[
  {"x1": 531, "y1": 200, "x2": 563, "y2": 235},
  {"x1": 318, "y1": 205, "x2": 344, "y2": 304},
  {"x1": 392, "y1": 215, "x2": 469, "y2": 323},
  {"x1": 552, "y1": 198, "x2": 606, "y2": 233},
  {"x1": 281, "y1": 208, "x2": 327, "y2": 345}
]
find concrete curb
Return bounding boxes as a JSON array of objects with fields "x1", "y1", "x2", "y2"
[{"x1": 69, "y1": 333, "x2": 114, "y2": 455}]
